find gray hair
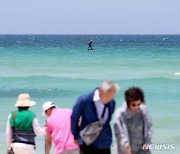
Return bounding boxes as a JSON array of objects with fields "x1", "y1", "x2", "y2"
[{"x1": 100, "y1": 80, "x2": 120, "y2": 93}]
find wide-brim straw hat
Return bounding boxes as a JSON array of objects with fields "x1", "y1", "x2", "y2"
[{"x1": 15, "y1": 94, "x2": 36, "y2": 107}]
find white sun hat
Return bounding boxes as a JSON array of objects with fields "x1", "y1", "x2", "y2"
[
  {"x1": 42, "y1": 101, "x2": 57, "y2": 116},
  {"x1": 15, "y1": 94, "x2": 36, "y2": 107}
]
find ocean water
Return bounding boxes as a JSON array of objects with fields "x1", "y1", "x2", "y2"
[{"x1": 0, "y1": 35, "x2": 180, "y2": 154}]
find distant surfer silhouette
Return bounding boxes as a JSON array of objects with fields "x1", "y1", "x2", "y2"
[{"x1": 88, "y1": 40, "x2": 93, "y2": 50}]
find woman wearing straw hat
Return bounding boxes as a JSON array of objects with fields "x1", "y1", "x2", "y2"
[{"x1": 6, "y1": 94, "x2": 46, "y2": 154}]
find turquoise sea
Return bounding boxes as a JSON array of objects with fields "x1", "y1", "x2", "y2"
[{"x1": 0, "y1": 35, "x2": 180, "y2": 154}]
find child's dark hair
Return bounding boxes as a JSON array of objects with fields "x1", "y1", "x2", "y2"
[
  {"x1": 18, "y1": 107, "x2": 30, "y2": 110},
  {"x1": 125, "y1": 87, "x2": 145, "y2": 106}
]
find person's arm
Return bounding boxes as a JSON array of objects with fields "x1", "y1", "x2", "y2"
[
  {"x1": 114, "y1": 109, "x2": 130, "y2": 152},
  {"x1": 6, "y1": 115, "x2": 12, "y2": 150},
  {"x1": 45, "y1": 134, "x2": 52, "y2": 154},
  {"x1": 33, "y1": 117, "x2": 46, "y2": 136},
  {"x1": 71, "y1": 97, "x2": 84, "y2": 142},
  {"x1": 144, "y1": 106, "x2": 153, "y2": 145}
]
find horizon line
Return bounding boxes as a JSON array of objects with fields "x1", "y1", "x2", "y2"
[{"x1": 0, "y1": 34, "x2": 180, "y2": 36}]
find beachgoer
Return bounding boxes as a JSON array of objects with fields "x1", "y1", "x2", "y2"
[
  {"x1": 6, "y1": 94, "x2": 46, "y2": 154},
  {"x1": 114, "y1": 87, "x2": 153, "y2": 154},
  {"x1": 71, "y1": 80, "x2": 119, "y2": 154},
  {"x1": 42, "y1": 102, "x2": 79, "y2": 154}
]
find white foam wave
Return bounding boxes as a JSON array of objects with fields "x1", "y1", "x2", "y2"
[
  {"x1": 163, "y1": 38, "x2": 168, "y2": 41},
  {"x1": 175, "y1": 72, "x2": 180, "y2": 76}
]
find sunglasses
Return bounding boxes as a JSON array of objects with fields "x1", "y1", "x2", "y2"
[{"x1": 131, "y1": 103, "x2": 141, "y2": 107}]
